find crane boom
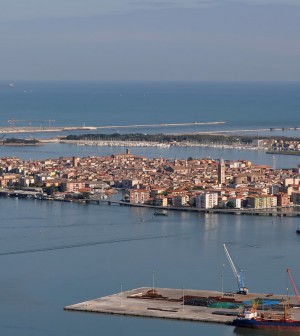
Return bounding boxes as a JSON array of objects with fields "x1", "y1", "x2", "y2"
[
  {"x1": 223, "y1": 244, "x2": 248, "y2": 294},
  {"x1": 287, "y1": 267, "x2": 300, "y2": 304}
]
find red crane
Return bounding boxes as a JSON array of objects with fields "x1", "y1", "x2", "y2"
[{"x1": 287, "y1": 267, "x2": 300, "y2": 304}]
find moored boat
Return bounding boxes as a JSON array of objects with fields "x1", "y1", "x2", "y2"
[
  {"x1": 153, "y1": 211, "x2": 168, "y2": 216},
  {"x1": 232, "y1": 302, "x2": 300, "y2": 331}
]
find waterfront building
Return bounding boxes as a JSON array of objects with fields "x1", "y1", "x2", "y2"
[
  {"x1": 195, "y1": 192, "x2": 218, "y2": 209},
  {"x1": 150, "y1": 188, "x2": 166, "y2": 198},
  {"x1": 276, "y1": 192, "x2": 290, "y2": 207},
  {"x1": 173, "y1": 195, "x2": 189, "y2": 207},
  {"x1": 129, "y1": 189, "x2": 150, "y2": 204},
  {"x1": 247, "y1": 195, "x2": 277, "y2": 209},
  {"x1": 153, "y1": 196, "x2": 168, "y2": 207}
]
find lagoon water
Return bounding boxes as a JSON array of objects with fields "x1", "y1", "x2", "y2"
[
  {"x1": 0, "y1": 142, "x2": 299, "y2": 170},
  {"x1": 0, "y1": 196, "x2": 300, "y2": 336},
  {"x1": 0, "y1": 82, "x2": 300, "y2": 335}
]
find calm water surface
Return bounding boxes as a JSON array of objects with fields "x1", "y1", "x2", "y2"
[
  {"x1": 0, "y1": 142, "x2": 299, "y2": 170},
  {"x1": 1, "y1": 82, "x2": 300, "y2": 335},
  {"x1": 0, "y1": 81, "x2": 300, "y2": 136},
  {"x1": 0, "y1": 197, "x2": 299, "y2": 336}
]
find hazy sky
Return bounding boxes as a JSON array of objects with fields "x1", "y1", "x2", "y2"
[{"x1": 1, "y1": 0, "x2": 300, "y2": 81}]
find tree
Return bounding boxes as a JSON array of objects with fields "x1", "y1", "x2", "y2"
[
  {"x1": 226, "y1": 201, "x2": 235, "y2": 209},
  {"x1": 44, "y1": 185, "x2": 59, "y2": 195}
]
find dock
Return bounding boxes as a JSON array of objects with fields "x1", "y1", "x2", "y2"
[{"x1": 64, "y1": 287, "x2": 300, "y2": 325}]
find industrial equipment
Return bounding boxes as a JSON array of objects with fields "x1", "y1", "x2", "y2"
[
  {"x1": 287, "y1": 267, "x2": 300, "y2": 304},
  {"x1": 223, "y1": 243, "x2": 249, "y2": 295}
]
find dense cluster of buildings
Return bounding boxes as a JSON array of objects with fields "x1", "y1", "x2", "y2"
[
  {"x1": 1, "y1": 149, "x2": 300, "y2": 209},
  {"x1": 254, "y1": 138, "x2": 300, "y2": 152}
]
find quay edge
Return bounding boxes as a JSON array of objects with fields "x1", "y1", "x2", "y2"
[{"x1": 64, "y1": 287, "x2": 300, "y2": 326}]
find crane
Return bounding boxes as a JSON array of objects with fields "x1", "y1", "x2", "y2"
[
  {"x1": 287, "y1": 267, "x2": 300, "y2": 304},
  {"x1": 223, "y1": 243, "x2": 249, "y2": 295}
]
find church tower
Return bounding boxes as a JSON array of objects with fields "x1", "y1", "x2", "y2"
[{"x1": 218, "y1": 158, "x2": 225, "y2": 184}]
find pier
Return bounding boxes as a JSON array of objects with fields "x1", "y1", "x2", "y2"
[{"x1": 64, "y1": 287, "x2": 300, "y2": 325}]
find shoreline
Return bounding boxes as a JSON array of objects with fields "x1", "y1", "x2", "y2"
[
  {"x1": 0, "y1": 123, "x2": 300, "y2": 137},
  {"x1": 1, "y1": 190, "x2": 299, "y2": 217}
]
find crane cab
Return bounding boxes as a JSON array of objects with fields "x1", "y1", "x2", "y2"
[{"x1": 237, "y1": 287, "x2": 249, "y2": 295}]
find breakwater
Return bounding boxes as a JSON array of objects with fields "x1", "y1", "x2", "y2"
[
  {"x1": 266, "y1": 151, "x2": 300, "y2": 156},
  {"x1": 0, "y1": 122, "x2": 225, "y2": 134}
]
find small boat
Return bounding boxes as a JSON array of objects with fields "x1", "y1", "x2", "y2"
[
  {"x1": 296, "y1": 228, "x2": 300, "y2": 234},
  {"x1": 232, "y1": 302, "x2": 300, "y2": 331},
  {"x1": 153, "y1": 211, "x2": 168, "y2": 216}
]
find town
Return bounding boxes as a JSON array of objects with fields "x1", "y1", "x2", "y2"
[{"x1": 1, "y1": 149, "x2": 300, "y2": 211}]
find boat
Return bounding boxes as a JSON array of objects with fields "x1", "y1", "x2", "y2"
[
  {"x1": 232, "y1": 302, "x2": 300, "y2": 331},
  {"x1": 296, "y1": 228, "x2": 300, "y2": 234},
  {"x1": 153, "y1": 211, "x2": 168, "y2": 216}
]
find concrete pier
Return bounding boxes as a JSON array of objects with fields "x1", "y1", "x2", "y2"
[{"x1": 64, "y1": 287, "x2": 300, "y2": 325}]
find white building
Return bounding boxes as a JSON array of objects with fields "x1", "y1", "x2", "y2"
[{"x1": 195, "y1": 192, "x2": 218, "y2": 209}]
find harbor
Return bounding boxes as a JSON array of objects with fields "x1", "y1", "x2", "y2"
[
  {"x1": 64, "y1": 287, "x2": 300, "y2": 326},
  {"x1": 0, "y1": 81, "x2": 300, "y2": 335}
]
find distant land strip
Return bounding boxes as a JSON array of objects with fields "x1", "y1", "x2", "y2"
[
  {"x1": 0, "y1": 121, "x2": 226, "y2": 134},
  {"x1": 188, "y1": 127, "x2": 300, "y2": 134},
  {"x1": 62, "y1": 133, "x2": 300, "y2": 143},
  {"x1": 94, "y1": 121, "x2": 226, "y2": 128}
]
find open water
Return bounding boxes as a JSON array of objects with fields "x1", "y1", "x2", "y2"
[
  {"x1": 0, "y1": 81, "x2": 300, "y2": 136},
  {"x1": 0, "y1": 197, "x2": 300, "y2": 336},
  {"x1": 0, "y1": 82, "x2": 300, "y2": 335}
]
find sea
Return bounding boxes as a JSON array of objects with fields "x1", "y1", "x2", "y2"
[{"x1": 0, "y1": 81, "x2": 300, "y2": 335}]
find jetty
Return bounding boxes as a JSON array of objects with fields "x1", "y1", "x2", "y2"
[{"x1": 64, "y1": 287, "x2": 300, "y2": 325}]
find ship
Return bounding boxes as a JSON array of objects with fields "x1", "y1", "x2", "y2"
[{"x1": 232, "y1": 302, "x2": 300, "y2": 331}]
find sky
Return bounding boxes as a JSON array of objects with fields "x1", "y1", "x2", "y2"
[{"x1": 0, "y1": 0, "x2": 300, "y2": 81}]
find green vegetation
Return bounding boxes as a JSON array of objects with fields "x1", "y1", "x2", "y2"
[
  {"x1": 64, "y1": 133, "x2": 300, "y2": 145},
  {"x1": 3, "y1": 138, "x2": 39, "y2": 144},
  {"x1": 64, "y1": 133, "x2": 241, "y2": 144}
]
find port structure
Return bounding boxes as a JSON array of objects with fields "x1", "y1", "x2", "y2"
[
  {"x1": 287, "y1": 267, "x2": 300, "y2": 304},
  {"x1": 223, "y1": 244, "x2": 249, "y2": 295},
  {"x1": 8, "y1": 119, "x2": 55, "y2": 127}
]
